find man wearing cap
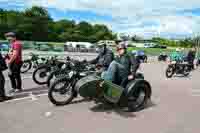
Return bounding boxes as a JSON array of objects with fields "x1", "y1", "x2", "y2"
[
  {"x1": 5, "y1": 32, "x2": 23, "y2": 93},
  {"x1": 102, "y1": 41, "x2": 140, "y2": 88},
  {"x1": 89, "y1": 43, "x2": 114, "y2": 70}
]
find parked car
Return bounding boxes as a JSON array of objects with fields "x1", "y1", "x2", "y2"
[
  {"x1": 0, "y1": 43, "x2": 9, "y2": 51},
  {"x1": 144, "y1": 43, "x2": 155, "y2": 48},
  {"x1": 153, "y1": 44, "x2": 167, "y2": 49}
]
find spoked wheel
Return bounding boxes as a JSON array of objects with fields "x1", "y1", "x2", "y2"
[
  {"x1": 21, "y1": 60, "x2": 32, "y2": 73},
  {"x1": 32, "y1": 65, "x2": 51, "y2": 85},
  {"x1": 166, "y1": 66, "x2": 174, "y2": 78},
  {"x1": 48, "y1": 77, "x2": 75, "y2": 106},
  {"x1": 128, "y1": 83, "x2": 151, "y2": 112}
]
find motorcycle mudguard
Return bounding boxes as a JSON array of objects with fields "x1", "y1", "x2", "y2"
[{"x1": 125, "y1": 79, "x2": 151, "y2": 99}]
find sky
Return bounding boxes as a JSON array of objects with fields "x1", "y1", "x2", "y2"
[{"x1": 0, "y1": 0, "x2": 200, "y2": 39}]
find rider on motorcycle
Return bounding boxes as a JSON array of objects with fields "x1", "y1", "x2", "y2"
[
  {"x1": 102, "y1": 40, "x2": 140, "y2": 88},
  {"x1": 89, "y1": 43, "x2": 114, "y2": 70}
]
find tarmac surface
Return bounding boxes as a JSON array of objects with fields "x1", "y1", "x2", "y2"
[{"x1": 0, "y1": 58, "x2": 200, "y2": 133}]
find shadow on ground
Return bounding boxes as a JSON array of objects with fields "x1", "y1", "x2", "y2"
[{"x1": 89, "y1": 100, "x2": 156, "y2": 118}]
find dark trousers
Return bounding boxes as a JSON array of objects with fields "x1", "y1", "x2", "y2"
[
  {"x1": 0, "y1": 71, "x2": 5, "y2": 97},
  {"x1": 8, "y1": 62, "x2": 22, "y2": 90}
]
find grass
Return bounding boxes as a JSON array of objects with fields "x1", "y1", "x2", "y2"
[{"x1": 127, "y1": 47, "x2": 174, "y2": 56}]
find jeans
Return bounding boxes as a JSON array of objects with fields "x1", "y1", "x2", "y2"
[
  {"x1": 0, "y1": 71, "x2": 5, "y2": 97},
  {"x1": 102, "y1": 61, "x2": 129, "y2": 87},
  {"x1": 8, "y1": 62, "x2": 22, "y2": 90}
]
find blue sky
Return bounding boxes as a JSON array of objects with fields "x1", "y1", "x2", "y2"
[{"x1": 1, "y1": 0, "x2": 200, "y2": 39}]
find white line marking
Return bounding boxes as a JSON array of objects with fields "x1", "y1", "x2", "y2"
[
  {"x1": 4, "y1": 93, "x2": 48, "y2": 103},
  {"x1": 5, "y1": 76, "x2": 32, "y2": 81}
]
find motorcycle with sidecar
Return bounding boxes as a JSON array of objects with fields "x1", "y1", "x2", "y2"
[{"x1": 48, "y1": 62, "x2": 152, "y2": 112}]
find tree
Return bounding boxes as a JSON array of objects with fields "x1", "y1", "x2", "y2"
[
  {"x1": 0, "y1": 6, "x2": 115, "y2": 42},
  {"x1": 24, "y1": 6, "x2": 51, "y2": 41}
]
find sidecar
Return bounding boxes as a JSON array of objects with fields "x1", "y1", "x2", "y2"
[{"x1": 75, "y1": 73, "x2": 152, "y2": 111}]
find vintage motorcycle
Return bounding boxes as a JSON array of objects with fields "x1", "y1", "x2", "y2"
[
  {"x1": 48, "y1": 62, "x2": 152, "y2": 112},
  {"x1": 32, "y1": 55, "x2": 65, "y2": 85},
  {"x1": 21, "y1": 53, "x2": 47, "y2": 73},
  {"x1": 158, "y1": 53, "x2": 168, "y2": 62},
  {"x1": 166, "y1": 61, "x2": 191, "y2": 78},
  {"x1": 46, "y1": 57, "x2": 89, "y2": 88}
]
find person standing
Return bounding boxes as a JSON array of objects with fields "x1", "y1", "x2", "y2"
[
  {"x1": 4, "y1": 32, "x2": 23, "y2": 93},
  {"x1": 187, "y1": 47, "x2": 196, "y2": 69},
  {"x1": 0, "y1": 52, "x2": 11, "y2": 101}
]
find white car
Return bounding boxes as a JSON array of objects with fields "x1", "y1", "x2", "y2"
[{"x1": 143, "y1": 43, "x2": 156, "y2": 48}]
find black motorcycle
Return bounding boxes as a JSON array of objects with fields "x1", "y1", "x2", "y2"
[
  {"x1": 21, "y1": 53, "x2": 47, "y2": 73},
  {"x1": 166, "y1": 61, "x2": 191, "y2": 78},
  {"x1": 46, "y1": 57, "x2": 89, "y2": 88},
  {"x1": 158, "y1": 54, "x2": 168, "y2": 62},
  {"x1": 32, "y1": 56, "x2": 65, "y2": 85},
  {"x1": 48, "y1": 62, "x2": 151, "y2": 112}
]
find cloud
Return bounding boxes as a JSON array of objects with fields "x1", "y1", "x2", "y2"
[{"x1": 1, "y1": 0, "x2": 200, "y2": 38}]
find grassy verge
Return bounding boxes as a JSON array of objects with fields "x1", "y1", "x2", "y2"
[{"x1": 127, "y1": 47, "x2": 174, "y2": 56}]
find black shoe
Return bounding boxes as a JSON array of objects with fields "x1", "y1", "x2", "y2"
[
  {"x1": 0, "y1": 96, "x2": 12, "y2": 102},
  {"x1": 0, "y1": 97, "x2": 4, "y2": 102}
]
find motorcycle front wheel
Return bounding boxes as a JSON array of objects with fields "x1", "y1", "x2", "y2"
[
  {"x1": 32, "y1": 65, "x2": 51, "y2": 85},
  {"x1": 48, "y1": 77, "x2": 75, "y2": 106}
]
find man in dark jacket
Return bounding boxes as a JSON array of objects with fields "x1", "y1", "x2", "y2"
[
  {"x1": 90, "y1": 43, "x2": 114, "y2": 70},
  {"x1": 0, "y1": 52, "x2": 11, "y2": 102},
  {"x1": 102, "y1": 41, "x2": 140, "y2": 88},
  {"x1": 187, "y1": 47, "x2": 196, "y2": 69}
]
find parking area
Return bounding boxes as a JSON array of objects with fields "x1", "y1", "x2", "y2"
[{"x1": 0, "y1": 59, "x2": 200, "y2": 133}]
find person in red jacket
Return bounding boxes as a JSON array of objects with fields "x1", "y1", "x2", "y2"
[{"x1": 5, "y1": 32, "x2": 23, "y2": 93}]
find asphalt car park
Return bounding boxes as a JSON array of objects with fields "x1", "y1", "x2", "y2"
[{"x1": 0, "y1": 58, "x2": 200, "y2": 133}]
